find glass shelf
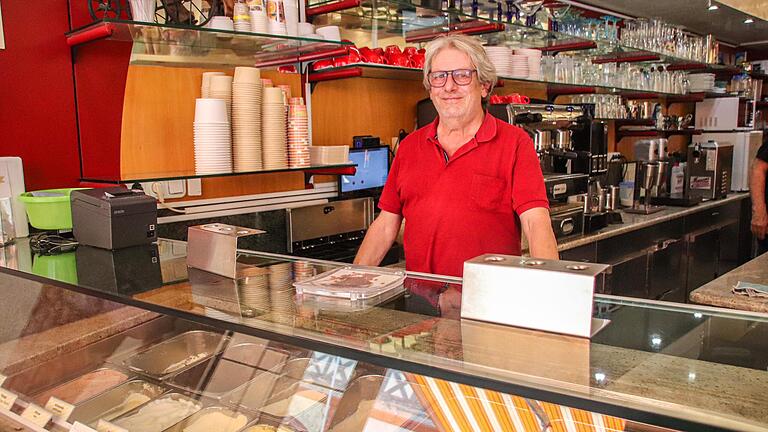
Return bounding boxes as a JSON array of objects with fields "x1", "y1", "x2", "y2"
[
  {"x1": 308, "y1": 63, "x2": 688, "y2": 98},
  {"x1": 66, "y1": 19, "x2": 352, "y2": 64},
  {"x1": 81, "y1": 163, "x2": 357, "y2": 185},
  {"x1": 306, "y1": 0, "x2": 745, "y2": 73}
]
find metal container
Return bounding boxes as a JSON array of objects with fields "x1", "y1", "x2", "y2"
[
  {"x1": 164, "y1": 406, "x2": 251, "y2": 432},
  {"x1": 533, "y1": 130, "x2": 552, "y2": 152},
  {"x1": 124, "y1": 331, "x2": 229, "y2": 379},
  {"x1": 170, "y1": 356, "x2": 260, "y2": 400},
  {"x1": 68, "y1": 380, "x2": 166, "y2": 426},
  {"x1": 607, "y1": 186, "x2": 620, "y2": 211},
  {"x1": 31, "y1": 367, "x2": 131, "y2": 406},
  {"x1": 224, "y1": 370, "x2": 283, "y2": 412},
  {"x1": 462, "y1": 254, "x2": 610, "y2": 338},
  {"x1": 221, "y1": 343, "x2": 291, "y2": 371},
  {"x1": 0, "y1": 197, "x2": 15, "y2": 246},
  {"x1": 554, "y1": 129, "x2": 572, "y2": 150}
]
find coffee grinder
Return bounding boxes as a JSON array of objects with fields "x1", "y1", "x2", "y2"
[{"x1": 625, "y1": 139, "x2": 668, "y2": 215}]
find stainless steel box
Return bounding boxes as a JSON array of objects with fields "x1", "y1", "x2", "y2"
[{"x1": 461, "y1": 255, "x2": 610, "y2": 338}]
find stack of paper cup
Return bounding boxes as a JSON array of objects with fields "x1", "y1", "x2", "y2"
[
  {"x1": 277, "y1": 85, "x2": 292, "y2": 100},
  {"x1": 283, "y1": 0, "x2": 299, "y2": 36},
  {"x1": 266, "y1": 0, "x2": 287, "y2": 35},
  {"x1": 234, "y1": 3, "x2": 251, "y2": 32},
  {"x1": 193, "y1": 98, "x2": 232, "y2": 175},
  {"x1": 250, "y1": 6, "x2": 268, "y2": 33},
  {"x1": 129, "y1": 0, "x2": 156, "y2": 22},
  {"x1": 262, "y1": 87, "x2": 287, "y2": 169},
  {"x1": 261, "y1": 78, "x2": 273, "y2": 88},
  {"x1": 201, "y1": 72, "x2": 225, "y2": 98},
  {"x1": 292, "y1": 261, "x2": 315, "y2": 282},
  {"x1": 514, "y1": 48, "x2": 542, "y2": 80},
  {"x1": 297, "y1": 22, "x2": 314, "y2": 37},
  {"x1": 209, "y1": 75, "x2": 233, "y2": 121},
  {"x1": 232, "y1": 67, "x2": 263, "y2": 172},
  {"x1": 287, "y1": 99, "x2": 310, "y2": 168},
  {"x1": 237, "y1": 267, "x2": 270, "y2": 310}
]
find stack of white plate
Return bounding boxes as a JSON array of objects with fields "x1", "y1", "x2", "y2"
[
  {"x1": 269, "y1": 262, "x2": 294, "y2": 313},
  {"x1": 193, "y1": 98, "x2": 232, "y2": 175},
  {"x1": 287, "y1": 99, "x2": 310, "y2": 168},
  {"x1": 508, "y1": 54, "x2": 529, "y2": 79},
  {"x1": 201, "y1": 71, "x2": 225, "y2": 98},
  {"x1": 209, "y1": 75, "x2": 234, "y2": 122},
  {"x1": 237, "y1": 271, "x2": 270, "y2": 310},
  {"x1": 232, "y1": 67, "x2": 263, "y2": 172},
  {"x1": 262, "y1": 87, "x2": 288, "y2": 170},
  {"x1": 689, "y1": 73, "x2": 716, "y2": 92},
  {"x1": 514, "y1": 48, "x2": 542, "y2": 80},
  {"x1": 485, "y1": 46, "x2": 513, "y2": 76}
]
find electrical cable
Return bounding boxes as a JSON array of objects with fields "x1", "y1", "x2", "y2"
[
  {"x1": 29, "y1": 233, "x2": 79, "y2": 255},
  {"x1": 151, "y1": 182, "x2": 187, "y2": 214}
]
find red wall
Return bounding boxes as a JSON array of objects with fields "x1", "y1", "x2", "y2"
[{"x1": 0, "y1": 1, "x2": 80, "y2": 190}]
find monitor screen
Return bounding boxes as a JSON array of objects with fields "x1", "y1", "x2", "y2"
[{"x1": 340, "y1": 147, "x2": 390, "y2": 193}]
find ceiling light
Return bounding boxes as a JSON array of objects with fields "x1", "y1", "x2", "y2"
[
  {"x1": 707, "y1": 0, "x2": 718, "y2": 10},
  {"x1": 744, "y1": 18, "x2": 755, "y2": 23}
]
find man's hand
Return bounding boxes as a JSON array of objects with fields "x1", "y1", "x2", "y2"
[{"x1": 753, "y1": 209, "x2": 768, "y2": 240}]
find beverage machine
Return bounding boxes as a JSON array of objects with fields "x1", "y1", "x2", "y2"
[{"x1": 489, "y1": 103, "x2": 614, "y2": 234}]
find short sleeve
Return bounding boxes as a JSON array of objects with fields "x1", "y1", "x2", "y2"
[
  {"x1": 757, "y1": 139, "x2": 768, "y2": 164},
  {"x1": 378, "y1": 147, "x2": 403, "y2": 215},
  {"x1": 511, "y1": 132, "x2": 549, "y2": 215}
]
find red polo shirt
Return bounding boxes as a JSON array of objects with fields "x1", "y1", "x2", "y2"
[{"x1": 379, "y1": 111, "x2": 549, "y2": 278}]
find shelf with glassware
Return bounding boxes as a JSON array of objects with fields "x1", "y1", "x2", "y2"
[
  {"x1": 305, "y1": 0, "x2": 743, "y2": 74},
  {"x1": 65, "y1": 19, "x2": 352, "y2": 67},
  {"x1": 616, "y1": 128, "x2": 703, "y2": 140}
]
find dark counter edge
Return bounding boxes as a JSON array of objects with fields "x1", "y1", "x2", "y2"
[
  {"x1": 557, "y1": 193, "x2": 751, "y2": 252},
  {"x1": 0, "y1": 265, "x2": 743, "y2": 432}
]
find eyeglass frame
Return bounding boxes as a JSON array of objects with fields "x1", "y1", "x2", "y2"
[{"x1": 427, "y1": 69, "x2": 478, "y2": 88}]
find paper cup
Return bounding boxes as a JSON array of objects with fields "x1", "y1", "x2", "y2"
[{"x1": 194, "y1": 98, "x2": 229, "y2": 123}]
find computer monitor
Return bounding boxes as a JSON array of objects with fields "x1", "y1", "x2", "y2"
[{"x1": 339, "y1": 146, "x2": 390, "y2": 200}]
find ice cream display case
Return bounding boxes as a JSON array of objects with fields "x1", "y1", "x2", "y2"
[{"x1": 0, "y1": 239, "x2": 767, "y2": 431}]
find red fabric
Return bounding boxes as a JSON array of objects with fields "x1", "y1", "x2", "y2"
[{"x1": 379, "y1": 112, "x2": 548, "y2": 278}]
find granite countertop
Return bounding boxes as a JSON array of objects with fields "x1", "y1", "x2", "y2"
[
  {"x1": 556, "y1": 193, "x2": 750, "y2": 251},
  {"x1": 690, "y1": 253, "x2": 768, "y2": 313}
]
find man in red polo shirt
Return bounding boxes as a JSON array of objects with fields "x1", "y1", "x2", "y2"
[{"x1": 354, "y1": 34, "x2": 558, "y2": 277}]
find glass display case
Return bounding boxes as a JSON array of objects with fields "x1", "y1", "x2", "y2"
[{"x1": 0, "y1": 238, "x2": 767, "y2": 431}]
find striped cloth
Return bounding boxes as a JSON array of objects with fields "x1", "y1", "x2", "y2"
[{"x1": 407, "y1": 374, "x2": 626, "y2": 432}]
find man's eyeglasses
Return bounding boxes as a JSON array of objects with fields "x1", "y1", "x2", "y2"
[{"x1": 428, "y1": 69, "x2": 477, "y2": 88}]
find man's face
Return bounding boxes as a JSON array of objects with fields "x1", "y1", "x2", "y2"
[{"x1": 428, "y1": 47, "x2": 488, "y2": 121}]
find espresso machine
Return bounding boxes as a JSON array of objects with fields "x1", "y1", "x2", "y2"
[{"x1": 494, "y1": 103, "x2": 612, "y2": 234}]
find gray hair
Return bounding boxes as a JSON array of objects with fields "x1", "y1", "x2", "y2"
[{"x1": 422, "y1": 34, "x2": 497, "y2": 98}]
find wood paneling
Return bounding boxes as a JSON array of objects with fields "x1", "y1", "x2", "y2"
[{"x1": 120, "y1": 65, "x2": 304, "y2": 200}]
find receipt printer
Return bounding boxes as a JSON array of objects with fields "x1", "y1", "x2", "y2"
[{"x1": 71, "y1": 188, "x2": 157, "y2": 250}]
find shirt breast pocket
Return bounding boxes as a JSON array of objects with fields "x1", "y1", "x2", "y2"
[{"x1": 470, "y1": 174, "x2": 512, "y2": 214}]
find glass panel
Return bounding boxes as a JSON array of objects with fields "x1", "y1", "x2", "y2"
[{"x1": 2, "y1": 239, "x2": 767, "y2": 430}]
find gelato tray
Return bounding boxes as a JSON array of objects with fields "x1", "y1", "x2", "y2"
[
  {"x1": 167, "y1": 406, "x2": 251, "y2": 432},
  {"x1": 113, "y1": 392, "x2": 202, "y2": 432},
  {"x1": 221, "y1": 343, "x2": 291, "y2": 371},
  {"x1": 68, "y1": 379, "x2": 165, "y2": 426},
  {"x1": 170, "y1": 356, "x2": 261, "y2": 399},
  {"x1": 32, "y1": 367, "x2": 129, "y2": 406},
  {"x1": 124, "y1": 331, "x2": 229, "y2": 379},
  {"x1": 293, "y1": 266, "x2": 406, "y2": 301}
]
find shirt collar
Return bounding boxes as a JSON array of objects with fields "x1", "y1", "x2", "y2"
[{"x1": 425, "y1": 110, "x2": 498, "y2": 144}]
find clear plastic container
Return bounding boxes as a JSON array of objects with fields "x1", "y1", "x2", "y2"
[
  {"x1": 309, "y1": 146, "x2": 349, "y2": 165},
  {"x1": 293, "y1": 266, "x2": 406, "y2": 301}
]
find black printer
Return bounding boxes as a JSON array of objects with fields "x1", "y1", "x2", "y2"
[{"x1": 71, "y1": 188, "x2": 157, "y2": 250}]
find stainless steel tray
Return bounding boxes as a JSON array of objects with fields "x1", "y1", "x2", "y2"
[
  {"x1": 68, "y1": 379, "x2": 166, "y2": 426},
  {"x1": 224, "y1": 370, "x2": 283, "y2": 413},
  {"x1": 222, "y1": 343, "x2": 291, "y2": 371},
  {"x1": 112, "y1": 392, "x2": 203, "y2": 432},
  {"x1": 327, "y1": 375, "x2": 386, "y2": 431},
  {"x1": 123, "y1": 330, "x2": 229, "y2": 379},
  {"x1": 30, "y1": 367, "x2": 131, "y2": 406},
  {"x1": 169, "y1": 356, "x2": 261, "y2": 400},
  {"x1": 164, "y1": 406, "x2": 252, "y2": 432}
]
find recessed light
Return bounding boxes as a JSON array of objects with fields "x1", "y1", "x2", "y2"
[{"x1": 744, "y1": 18, "x2": 755, "y2": 24}]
